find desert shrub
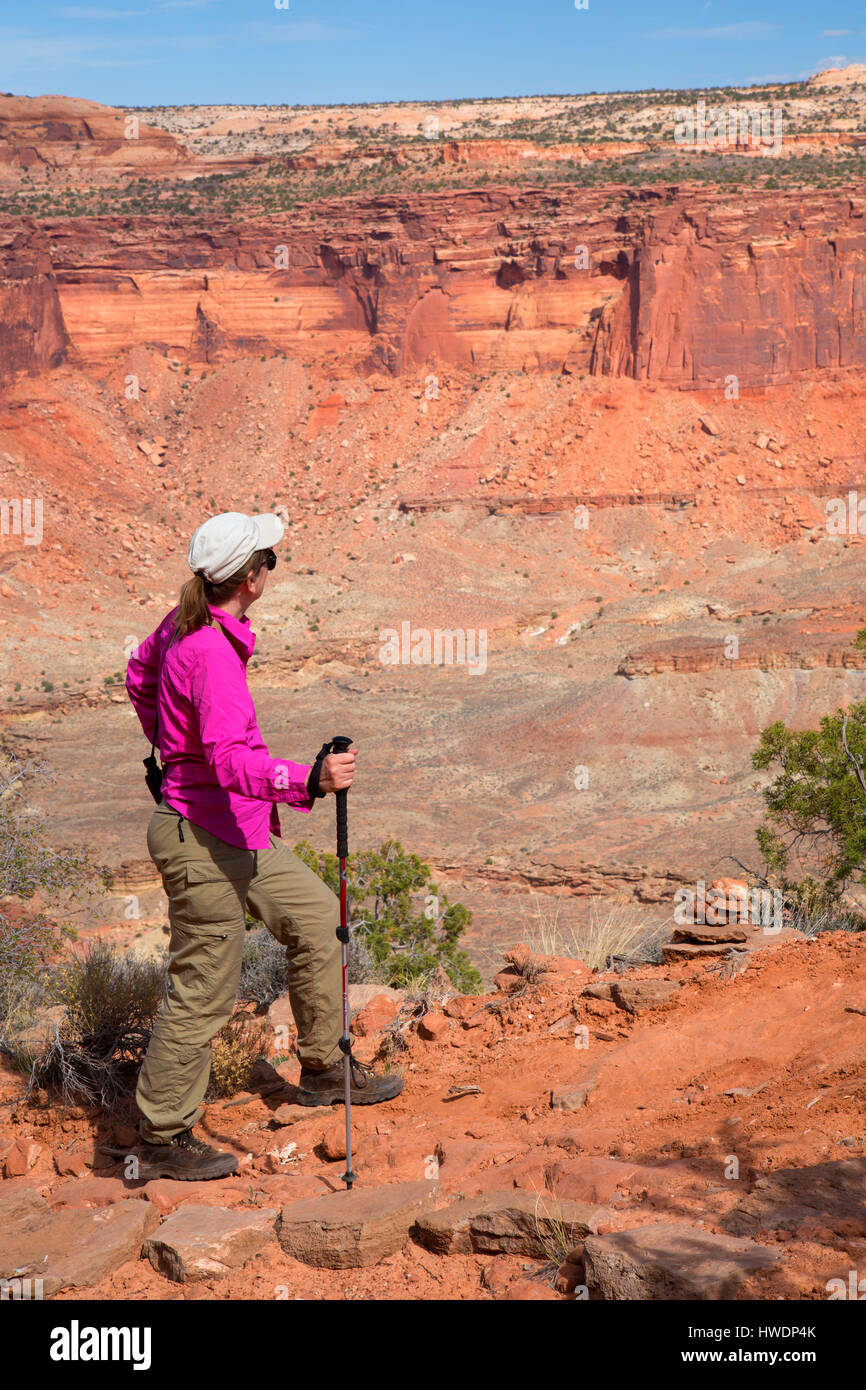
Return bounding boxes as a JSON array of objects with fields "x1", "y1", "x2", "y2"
[
  {"x1": 524, "y1": 893, "x2": 668, "y2": 971},
  {"x1": 292, "y1": 838, "x2": 481, "y2": 991},
  {"x1": 753, "y1": 692, "x2": 866, "y2": 921},
  {"x1": 26, "y1": 941, "x2": 166, "y2": 1109},
  {"x1": 238, "y1": 924, "x2": 289, "y2": 1006},
  {"x1": 208, "y1": 1015, "x2": 272, "y2": 1098}
]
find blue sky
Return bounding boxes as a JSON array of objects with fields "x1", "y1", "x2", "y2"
[{"x1": 1, "y1": 0, "x2": 864, "y2": 106}]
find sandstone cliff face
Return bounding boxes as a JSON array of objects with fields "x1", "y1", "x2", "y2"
[
  {"x1": 1, "y1": 186, "x2": 865, "y2": 387},
  {"x1": 617, "y1": 632, "x2": 866, "y2": 677},
  {"x1": 0, "y1": 223, "x2": 68, "y2": 383},
  {"x1": 0, "y1": 95, "x2": 187, "y2": 181}
]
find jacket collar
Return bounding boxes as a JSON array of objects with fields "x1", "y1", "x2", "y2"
[{"x1": 208, "y1": 605, "x2": 257, "y2": 662}]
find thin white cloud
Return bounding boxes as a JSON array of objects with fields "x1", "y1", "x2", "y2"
[
  {"x1": 823, "y1": 29, "x2": 852, "y2": 36},
  {"x1": 245, "y1": 20, "x2": 363, "y2": 43},
  {"x1": 60, "y1": 0, "x2": 216, "y2": 14},
  {"x1": 650, "y1": 21, "x2": 780, "y2": 39},
  {"x1": 0, "y1": 24, "x2": 221, "y2": 69}
]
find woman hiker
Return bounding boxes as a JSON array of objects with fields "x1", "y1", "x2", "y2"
[{"x1": 125, "y1": 510, "x2": 402, "y2": 1181}]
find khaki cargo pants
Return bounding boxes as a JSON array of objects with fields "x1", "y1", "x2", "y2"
[{"x1": 136, "y1": 799, "x2": 343, "y2": 1144}]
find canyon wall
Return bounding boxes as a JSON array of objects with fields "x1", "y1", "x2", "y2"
[
  {"x1": 1, "y1": 186, "x2": 865, "y2": 387},
  {"x1": 0, "y1": 223, "x2": 68, "y2": 382}
]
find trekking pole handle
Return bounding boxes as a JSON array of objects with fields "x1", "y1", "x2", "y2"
[{"x1": 330, "y1": 735, "x2": 353, "y2": 859}]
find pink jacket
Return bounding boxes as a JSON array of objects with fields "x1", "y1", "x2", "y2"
[{"x1": 126, "y1": 604, "x2": 314, "y2": 850}]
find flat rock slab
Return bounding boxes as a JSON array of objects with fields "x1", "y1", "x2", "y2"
[
  {"x1": 414, "y1": 1189, "x2": 603, "y2": 1257},
  {"x1": 610, "y1": 980, "x2": 681, "y2": 1014},
  {"x1": 663, "y1": 928, "x2": 801, "y2": 963},
  {"x1": 583, "y1": 1221, "x2": 779, "y2": 1300},
  {"x1": 672, "y1": 925, "x2": 748, "y2": 944},
  {"x1": 722, "y1": 1158, "x2": 866, "y2": 1238},
  {"x1": 543, "y1": 1157, "x2": 698, "y2": 1206},
  {"x1": 278, "y1": 1181, "x2": 439, "y2": 1268},
  {"x1": 143, "y1": 1204, "x2": 278, "y2": 1283},
  {"x1": 0, "y1": 1193, "x2": 159, "y2": 1296}
]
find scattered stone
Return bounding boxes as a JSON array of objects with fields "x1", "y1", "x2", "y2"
[
  {"x1": 699, "y1": 414, "x2": 721, "y2": 436},
  {"x1": 278, "y1": 1181, "x2": 439, "y2": 1268},
  {"x1": 143, "y1": 1204, "x2": 278, "y2": 1283},
  {"x1": 549, "y1": 1084, "x2": 593, "y2": 1112},
  {"x1": 610, "y1": 979, "x2": 681, "y2": 1014},
  {"x1": 583, "y1": 1221, "x2": 779, "y2": 1300},
  {"x1": 320, "y1": 1117, "x2": 349, "y2": 1161},
  {"x1": 270, "y1": 1103, "x2": 311, "y2": 1128},
  {"x1": 4, "y1": 1139, "x2": 43, "y2": 1178},
  {"x1": 414, "y1": 1189, "x2": 602, "y2": 1257},
  {"x1": 54, "y1": 1151, "x2": 89, "y2": 1178},
  {"x1": 492, "y1": 968, "x2": 523, "y2": 993},
  {"x1": 419, "y1": 1011, "x2": 451, "y2": 1042},
  {"x1": 556, "y1": 1247, "x2": 586, "y2": 1294},
  {"x1": 581, "y1": 981, "x2": 614, "y2": 1000},
  {"x1": 443, "y1": 996, "x2": 482, "y2": 1021}
]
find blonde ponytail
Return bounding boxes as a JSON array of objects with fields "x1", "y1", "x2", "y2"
[{"x1": 173, "y1": 549, "x2": 271, "y2": 640}]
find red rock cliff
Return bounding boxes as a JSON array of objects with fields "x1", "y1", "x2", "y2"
[{"x1": 1, "y1": 185, "x2": 864, "y2": 387}]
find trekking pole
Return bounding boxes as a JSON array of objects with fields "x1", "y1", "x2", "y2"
[{"x1": 329, "y1": 734, "x2": 356, "y2": 1190}]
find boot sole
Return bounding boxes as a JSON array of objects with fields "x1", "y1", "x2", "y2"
[{"x1": 295, "y1": 1083, "x2": 404, "y2": 1107}]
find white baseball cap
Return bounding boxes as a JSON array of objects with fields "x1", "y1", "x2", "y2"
[{"x1": 188, "y1": 511, "x2": 285, "y2": 585}]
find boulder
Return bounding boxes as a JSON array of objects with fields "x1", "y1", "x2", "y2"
[
  {"x1": 347, "y1": 984, "x2": 404, "y2": 1011},
  {"x1": 278, "y1": 1181, "x2": 439, "y2": 1268},
  {"x1": 351, "y1": 993, "x2": 398, "y2": 1037},
  {"x1": 142, "y1": 1204, "x2": 278, "y2": 1283},
  {"x1": 413, "y1": 1189, "x2": 603, "y2": 1257},
  {"x1": 583, "y1": 1221, "x2": 779, "y2": 1300}
]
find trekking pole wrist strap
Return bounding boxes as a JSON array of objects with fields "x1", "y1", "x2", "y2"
[{"x1": 306, "y1": 740, "x2": 333, "y2": 799}]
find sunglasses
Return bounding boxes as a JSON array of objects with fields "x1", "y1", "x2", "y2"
[{"x1": 264, "y1": 549, "x2": 277, "y2": 571}]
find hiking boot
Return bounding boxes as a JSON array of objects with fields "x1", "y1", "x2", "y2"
[
  {"x1": 134, "y1": 1127, "x2": 239, "y2": 1181},
  {"x1": 296, "y1": 1056, "x2": 403, "y2": 1107}
]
